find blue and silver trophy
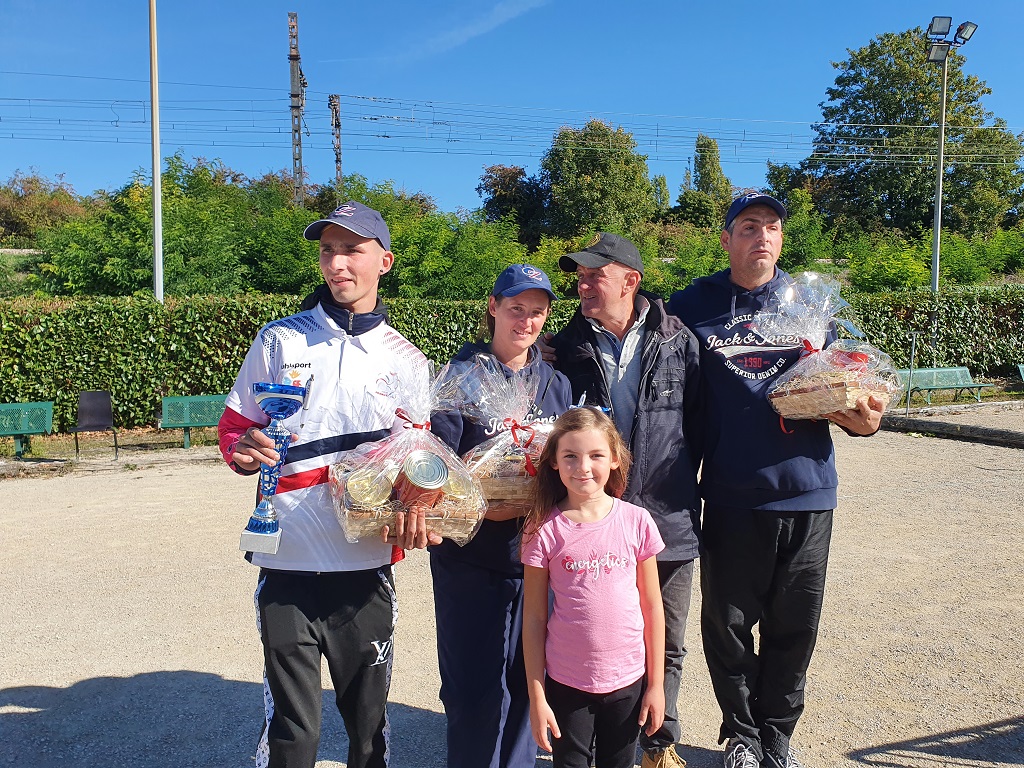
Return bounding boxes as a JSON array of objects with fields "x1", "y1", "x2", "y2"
[{"x1": 239, "y1": 377, "x2": 313, "y2": 555}]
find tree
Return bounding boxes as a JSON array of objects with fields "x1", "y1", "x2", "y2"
[
  {"x1": 692, "y1": 134, "x2": 732, "y2": 215},
  {"x1": 541, "y1": 119, "x2": 656, "y2": 238},
  {"x1": 0, "y1": 171, "x2": 89, "y2": 247},
  {"x1": 651, "y1": 174, "x2": 671, "y2": 216},
  {"x1": 476, "y1": 164, "x2": 548, "y2": 249},
  {"x1": 779, "y1": 28, "x2": 1024, "y2": 236},
  {"x1": 845, "y1": 231, "x2": 929, "y2": 292},
  {"x1": 391, "y1": 211, "x2": 526, "y2": 300},
  {"x1": 778, "y1": 189, "x2": 834, "y2": 272},
  {"x1": 666, "y1": 189, "x2": 720, "y2": 229}
]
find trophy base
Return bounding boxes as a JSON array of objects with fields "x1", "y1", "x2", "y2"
[{"x1": 240, "y1": 528, "x2": 282, "y2": 555}]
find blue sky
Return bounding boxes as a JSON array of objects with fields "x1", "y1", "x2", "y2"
[{"x1": 1, "y1": 0, "x2": 1020, "y2": 213}]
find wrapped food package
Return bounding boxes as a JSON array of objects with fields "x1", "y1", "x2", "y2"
[
  {"x1": 463, "y1": 421, "x2": 553, "y2": 503},
  {"x1": 444, "y1": 355, "x2": 555, "y2": 508},
  {"x1": 750, "y1": 273, "x2": 903, "y2": 420},
  {"x1": 328, "y1": 355, "x2": 486, "y2": 546}
]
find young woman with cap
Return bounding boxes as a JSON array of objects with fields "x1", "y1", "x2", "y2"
[{"x1": 429, "y1": 264, "x2": 572, "y2": 768}]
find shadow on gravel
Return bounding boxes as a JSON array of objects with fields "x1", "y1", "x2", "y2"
[
  {"x1": 328, "y1": 698, "x2": 447, "y2": 767},
  {"x1": 0, "y1": 672, "x2": 455, "y2": 768},
  {"x1": 1, "y1": 671, "x2": 261, "y2": 768},
  {"x1": 847, "y1": 716, "x2": 1024, "y2": 766}
]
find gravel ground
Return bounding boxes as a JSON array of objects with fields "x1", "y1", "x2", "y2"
[{"x1": 1, "y1": 409, "x2": 1022, "y2": 768}]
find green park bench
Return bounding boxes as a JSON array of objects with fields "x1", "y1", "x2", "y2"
[
  {"x1": 160, "y1": 394, "x2": 227, "y2": 448},
  {"x1": 895, "y1": 366, "x2": 995, "y2": 406},
  {"x1": 0, "y1": 401, "x2": 54, "y2": 458}
]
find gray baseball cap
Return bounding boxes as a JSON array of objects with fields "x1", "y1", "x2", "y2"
[{"x1": 558, "y1": 233, "x2": 644, "y2": 276}]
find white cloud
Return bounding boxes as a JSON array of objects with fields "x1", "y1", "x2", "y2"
[
  {"x1": 414, "y1": 0, "x2": 550, "y2": 59},
  {"x1": 322, "y1": 0, "x2": 550, "y2": 64}
]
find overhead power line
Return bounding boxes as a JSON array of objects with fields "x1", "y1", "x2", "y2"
[{"x1": 0, "y1": 81, "x2": 1021, "y2": 173}]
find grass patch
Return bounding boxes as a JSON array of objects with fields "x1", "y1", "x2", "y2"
[{"x1": 0, "y1": 426, "x2": 220, "y2": 461}]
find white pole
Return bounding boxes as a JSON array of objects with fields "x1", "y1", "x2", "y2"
[
  {"x1": 929, "y1": 51, "x2": 949, "y2": 364},
  {"x1": 149, "y1": 0, "x2": 164, "y2": 303},
  {"x1": 930, "y1": 52, "x2": 948, "y2": 295}
]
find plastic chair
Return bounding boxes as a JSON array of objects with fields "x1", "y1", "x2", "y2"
[{"x1": 71, "y1": 391, "x2": 119, "y2": 460}]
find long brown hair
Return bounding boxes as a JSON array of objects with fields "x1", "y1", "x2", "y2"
[{"x1": 521, "y1": 407, "x2": 632, "y2": 544}]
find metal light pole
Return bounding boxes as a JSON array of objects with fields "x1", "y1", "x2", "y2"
[
  {"x1": 924, "y1": 17, "x2": 976, "y2": 363},
  {"x1": 149, "y1": 0, "x2": 164, "y2": 303},
  {"x1": 929, "y1": 49, "x2": 948, "y2": 295},
  {"x1": 925, "y1": 17, "x2": 978, "y2": 295}
]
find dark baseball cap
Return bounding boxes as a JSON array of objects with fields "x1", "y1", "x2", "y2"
[
  {"x1": 724, "y1": 193, "x2": 788, "y2": 231},
  {"x1": 558, "y1": 233, "x2": 644, "y2": 276},
  {"x1": 303, "y1": 201, "x2": 392, "y2": 251},
  {"x1": 491, "y1": 264, "x2": 558, "y2": 301}
]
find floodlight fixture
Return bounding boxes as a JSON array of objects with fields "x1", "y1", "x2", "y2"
[
  {"x1": 954, "y1": 21, "x2": 977, "y2": 43},
  {"x1": 928, "y1": 16, "x2": 952, "y2": 37},
  {"x1": 927, "y1": 42, "x2": 951, "y2": 63}
]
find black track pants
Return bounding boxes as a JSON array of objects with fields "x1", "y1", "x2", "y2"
[
  {"x1": 700, "y1": 504, "x2": 833, "y2": 763},
  {"x1": 254, "y1": 567, "x2": 397, "y2": 768}
]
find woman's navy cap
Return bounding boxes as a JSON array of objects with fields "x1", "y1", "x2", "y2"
[
  {"x1": 491, "y1": 264, "x2": 558, "y2": 301},
  {"x1": 303, "y1": 201, "x2": 391, "y2": 251}
]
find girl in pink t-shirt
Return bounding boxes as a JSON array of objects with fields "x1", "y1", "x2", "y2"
[{"x1": 521, "y1": 407, "x2": 666, "y2": 768}]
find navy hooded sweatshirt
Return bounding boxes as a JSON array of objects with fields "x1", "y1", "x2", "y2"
[
  {"x1": 667, "y1": 268, "x2": 839, "y2": 512},
  {"x1": 430, "y1": 342, "x2": 572, "y2": 573}
]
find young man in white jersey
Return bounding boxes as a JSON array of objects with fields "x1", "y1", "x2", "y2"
[{"x1": 219, "y1": 201, "x2": 431, "y2": 768}]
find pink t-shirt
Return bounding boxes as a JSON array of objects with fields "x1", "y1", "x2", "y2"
[{"x1": 521, "y1": 498, "x2": 664, "y2": 694}]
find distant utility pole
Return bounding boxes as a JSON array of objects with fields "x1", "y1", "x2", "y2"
[
  {"x1": 329, "y1": 94, "x2": 343, "y2": 204},
  {"x1": 288, "y1": 12, "x2": 307, "y2": 206}
]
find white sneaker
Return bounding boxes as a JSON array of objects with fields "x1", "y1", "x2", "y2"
[
  {"x1": 723, "y1": 738, "x2": 759, "y2": 768},
  {"x1": 763, "y1": 746, "x2": 805, "y2": 768}
]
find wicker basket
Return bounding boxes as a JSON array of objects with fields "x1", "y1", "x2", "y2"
[
  {"x1": 478, "y1": 476, "x2": 534, "y2": 501},
  {"x1": 769, "y1": 378, "x2": 892, "y2": 420}
]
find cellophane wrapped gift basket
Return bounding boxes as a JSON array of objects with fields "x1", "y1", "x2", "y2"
[
  {"x1": 749, "y1": 273, "x2": 903, "y2": 420},
  {"x1": 453, "y1": 356, "x2": 552, "y2": 510},
  {"x1": 328, "y1": 354, "x2": 486, "y2": 545}
]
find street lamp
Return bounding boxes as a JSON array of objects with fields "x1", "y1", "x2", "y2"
[{"x1": 925, "y1": 16, "x2": 978, "y2": 294}]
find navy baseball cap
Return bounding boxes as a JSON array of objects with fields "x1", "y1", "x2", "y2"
[
  {"x1": 303, "y1": 201, "x2": 392, "y2": 251},
  {"x1": 558, "y1": 232, "x2": 644, "y2": 276},
  {"x1": 492, "y1": 264, "x2": 558, "y2": 301},
  {"x1": 724, "y1": 193, "x2": 788, "y2": 231}
]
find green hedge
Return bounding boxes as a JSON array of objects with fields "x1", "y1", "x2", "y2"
[
  {"x1": 2, "y1": 287, "x2": 1021, "y2": 431},
  {"x1": 847, "y1": 286, "x2": 1024, "y2": 370}
]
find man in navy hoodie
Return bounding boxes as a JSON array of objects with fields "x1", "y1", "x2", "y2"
[{"x1": 667, "y1": 194, "x2": 883, "y2": 768}]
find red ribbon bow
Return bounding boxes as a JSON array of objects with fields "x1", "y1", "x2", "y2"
[
  {"x1": 503, "y1": 418, "x2": 538, "y2": 477},
  {"x1": 395, "y1": 407, "x2": 430, "y2": 430}
]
